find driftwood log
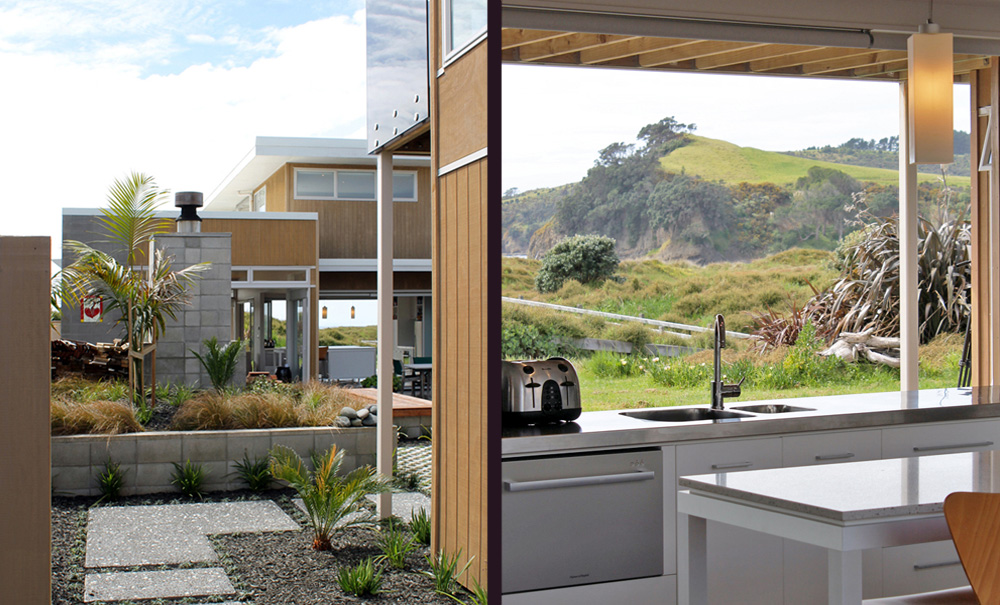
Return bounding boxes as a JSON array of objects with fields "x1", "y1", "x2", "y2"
[{"x1": 819, "y1": 329, "x2": 901, "y2": 368}]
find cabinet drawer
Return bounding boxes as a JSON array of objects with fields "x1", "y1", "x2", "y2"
[
  {"x1": 882, "y1": 420, "x2": 1000, "y2": 459},
  {"x1": 882, "y1": 540, "x2": 967, "y2": 597},
  {"x1": 677, "y1": 437, "x2": 782, "y2": 479},
  {"x1": 783, "y1": 429, "x2": 881, "y2": 467}
]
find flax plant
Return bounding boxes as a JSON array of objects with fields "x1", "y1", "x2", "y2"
[{"x1": 269, "y1": 444, "x2": 390, "y2": 550}]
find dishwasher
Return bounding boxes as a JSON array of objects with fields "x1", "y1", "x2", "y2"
[{"x1": 501, "y1": 447, "x2": 664, "y2": 594}]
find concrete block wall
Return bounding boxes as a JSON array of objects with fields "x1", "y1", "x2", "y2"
[
  {"x1": 154, "y1": 233, "x2": 234, "y2": 389},
  {"x1": 52, "y1": 426, "x2": 377, "y2": 497}
]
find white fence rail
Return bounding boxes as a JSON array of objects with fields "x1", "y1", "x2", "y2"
[{"x1": 502, "y1": 296, "x2": 751, "y2": 340}]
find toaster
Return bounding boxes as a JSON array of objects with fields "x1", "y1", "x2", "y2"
[{"x1": 502, "y1": 357, "x2": 582, "y2": 425}]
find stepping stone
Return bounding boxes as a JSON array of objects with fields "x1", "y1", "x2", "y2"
[
  {"x1": 367, "y1": 491, "x2": 431, "y2": 521},
  {"x1": 86, "y1": 501, "x2": 299, "y2": 568},
  {"x1": 83, "y1": 568, "x2": 234, "y2": 602}
]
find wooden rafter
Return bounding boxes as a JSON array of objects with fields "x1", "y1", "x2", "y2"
[
  {"x1": 696, "y1": 44, "x2": 815, "y2": 70},
  {"x1": 501, "y1": 29, "x2": 567, "y2": 50},
  {"x1": 639, "y1": 40, "x2": 765, "y2": 68},
  {"x1": 748, "y1": 47, "x2": 874, "y2": 72},
  {"x1": 579, "y1": 36, "x2": 692, "y2": 65},
  {"x1": 517, "y1": 32, "x2": 636, "y2": 62}
]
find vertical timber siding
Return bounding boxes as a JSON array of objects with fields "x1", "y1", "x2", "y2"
[{"x1": 0, "y1": 237, "x2": 51, "y2": 603}]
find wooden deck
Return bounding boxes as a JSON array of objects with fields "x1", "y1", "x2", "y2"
[{"x1": 352, "y1": 388, "x2": 432, "y2": 418}]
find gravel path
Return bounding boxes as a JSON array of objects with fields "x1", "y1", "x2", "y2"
[{"x1": 52, "y1": 489, "x2": 459, "y2": 605}]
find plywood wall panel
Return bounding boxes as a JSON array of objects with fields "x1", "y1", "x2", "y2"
[
  {"x1": 437, "y1": 42, "x2": 488, "y2": 167},
  {"x1": 202, "y1": 219, "x2": 317, "y2": 267}
]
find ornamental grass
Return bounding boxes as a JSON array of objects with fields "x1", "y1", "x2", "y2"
[{"x1": 50, "y1": 398, "x2": 143, "y2": 435}]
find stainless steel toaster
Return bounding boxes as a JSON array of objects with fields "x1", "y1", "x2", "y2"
[{"x1": 502, "y1": 357, "x2": 582, "y2": 425}]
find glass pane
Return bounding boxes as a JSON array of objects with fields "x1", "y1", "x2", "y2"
[
  {"x1": 449, "y1": 0, "x2": 486, "y2": 53},
  {"x1": 253, "y1": 270, "x2": 307, "y2": 282},
  {"x1": 393, "y1": 173, "x2": 417, "y2": 200},
  {"x1": 296, "y1": 171, "x2": 336, "y2": 198},
  {"x1": 231, "y1": 270, "x2": 248, "y2": 281},
  {"x1": 337, "y1": 171, "x2": 376, "y2": 199}
]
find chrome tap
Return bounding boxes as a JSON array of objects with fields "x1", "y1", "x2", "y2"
[{"x1": 711, "y1": 314, "x2": 744, "y2": 410}]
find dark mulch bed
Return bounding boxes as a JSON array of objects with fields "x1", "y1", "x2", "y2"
[
  {"x1": 142, "y1": 402, "x2": 180, "y2": 432},
  {"x1": 52, "y1": 490, "x2": 462, "y2": 605}
]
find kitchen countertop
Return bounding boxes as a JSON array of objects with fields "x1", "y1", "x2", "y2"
[
  {"x1": 679, "y1": 451, "x2": 993, "y2": 521},
  {"x1": 502, "y1": 387, "x2": 1000, "y2": 457}
]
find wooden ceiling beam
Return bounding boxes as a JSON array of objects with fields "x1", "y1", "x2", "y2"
[
  {"x1": 517, "y1": 32, "x2": 636, "y2": 62},
  {"x1": 639, "y1": 40, "x2": 765, "y2": 68},
  {"x1": 696, "y1": 44, "x2": 815, "y2": 70},
  {"x1": 579, "y1": 36, "x2": 693, "y2": 65},
  {"x1": 501, "y1": 29, "x2": 568, "y2": 51},
  {"x1": 803, "y1": 50, "x2": 907, "y2": 74},
  {"x1": 748, "y1": 47, "x2": 873, "y2": 72}
]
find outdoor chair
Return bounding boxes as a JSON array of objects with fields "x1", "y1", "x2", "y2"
[
  {"x1": 864, "y1": 491, "x2": 999, "y2": 604},
  {"x1": 393, "y1": 359, "x2": 421, "y2": 395}
]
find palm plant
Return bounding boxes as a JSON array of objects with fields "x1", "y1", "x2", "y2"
[
  {"x1": 59, "y1": 173, "x2": 206, "y2": 416},
  {"x1": 269, "y1": 444, "x2": 390, "y2": 550},
  {"x1": 191, "y1": 336, "x2": 246, "y2": 391}
]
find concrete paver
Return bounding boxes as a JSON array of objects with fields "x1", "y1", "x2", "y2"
[
  {"x1": 86, "y1": 501, "x2": 299, "y2": 568},
  {"x1": 83, "y1": 568, "x2": 235, "y2": 602}
]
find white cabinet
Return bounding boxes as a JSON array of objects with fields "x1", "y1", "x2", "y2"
[
  {"x1": 782, "y1": 428, "x2": 882, "y2": 467},
  {"x1": 502, "y1": 574, "x2": 676, "y2": 605},
  {"x1": 677, "y1": 437, "x2": 783, "y2": 605},
  {"x1": 882, "y1": 541, "x2": 967, "y2": 598},
  {"x1": 882, "y1": 419, "x2": 1000, "y2": 459}
]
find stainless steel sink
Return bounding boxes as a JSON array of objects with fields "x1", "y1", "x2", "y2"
[
  {"x1": 620, "y1": 408, "x2": 751, "y2": 422},
  {"x1": 731, "y1": 404, "x2": 815, "y2": 414}
]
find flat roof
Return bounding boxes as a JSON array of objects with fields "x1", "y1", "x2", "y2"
[{"x1": 205, "y1": 136, "x2": 431, "y2": 211}]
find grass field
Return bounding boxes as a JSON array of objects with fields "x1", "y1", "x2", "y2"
[{"x1": 660, "y1": 135, "x2": 970, "y2": 188}]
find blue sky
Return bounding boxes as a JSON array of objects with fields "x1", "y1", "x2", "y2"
[{"x1": 0, "y1": 0, "x2": 368, "y2": 265}]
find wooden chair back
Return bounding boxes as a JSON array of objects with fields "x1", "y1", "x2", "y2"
[{"x1": 944, "y1": 491, "x2": 1000, "y2": 604}]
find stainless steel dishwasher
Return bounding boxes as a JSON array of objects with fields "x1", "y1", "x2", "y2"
[{"x1": 502, "y1": 447, "x2": 664, "y2": 594}]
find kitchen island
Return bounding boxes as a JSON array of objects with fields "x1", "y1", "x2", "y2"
[{"x1": 502, "y1": 387, "x2": 1000, "y2": 604}]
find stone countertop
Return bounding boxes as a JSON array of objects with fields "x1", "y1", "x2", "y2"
[
  {"x1": 502, "y1": 387, "x2": 1000, "y2": 457},
  {"x1": 678, "y1": 451, "x2": 996, "y2": 521}
]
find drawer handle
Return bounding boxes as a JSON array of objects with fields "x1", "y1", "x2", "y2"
[
  {"x1": 711, "y1": 461, "x2": 753, "y2": 470},
  {"x1": 913, "y1": 560, "x2": 962, "y2": 571},
  {"x1": 913, "y1": 441, "x2": 994, "y2": 452},
  {"x1": 504, "y1": 470, "x2": 656, "y2": 492},
  {"x1": 815, "y1": 453, "x2": 855, "y2": 461}
]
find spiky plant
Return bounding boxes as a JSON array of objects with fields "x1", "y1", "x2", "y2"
[
  {"x1": 191, "y1": 337, "x2": 246, "y2": 392},
  {"x1": 269, "y1": 444, "x2": 389, "y2": 550}
]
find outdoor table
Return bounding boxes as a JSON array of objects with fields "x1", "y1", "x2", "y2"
[
  {"x1": 404, "y1": 363, "x2": 432, "y2": 398},
  {"x1": 677, "y1": 451, "x2": 1000, "y2": 605}
]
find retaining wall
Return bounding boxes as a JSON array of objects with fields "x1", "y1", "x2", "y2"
[{"x1": 52, "y1": 426, "x2": 376, "y2": 497}]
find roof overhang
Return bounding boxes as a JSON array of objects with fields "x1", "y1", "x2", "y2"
[
  {"x1": 205, "y1": 136, "x2": 432, "y2": 211},
  {"x1": 502, "y1": 0, "x2": 1000, "y2": 81}
]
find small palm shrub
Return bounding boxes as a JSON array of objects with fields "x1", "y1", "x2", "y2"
[
  {"x1": 233, "y1": 452, "x2": 272, "y2": 491},
  {"x1": 269, "y1": 444, "x2": 389, "y2": 550},
  {"x1": 190, "y1": 337, "x2": 246, "y2": 391},
  {"x1": 171, "y1": 460, "x2": 207, "y2": 499},
  {"x1": 336, "y1": 557, "x2": 383, "y2": 597},
  {"x1": 410, "y1": 507, "x2": 431, "y2": 545},
  {"x1": 95, "y1": 459, "x2": 126, "y2": 503},
  {"x1": 423, "y1": 549, "x2": 474, "y2": 596}
]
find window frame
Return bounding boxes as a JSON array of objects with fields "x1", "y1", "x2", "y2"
[
  {"x1": 293, "y1": 168, "x2": 419, "y2": 202},
  {"x1": 442, "y1": 0, "x2": 487, "y2": 63}
]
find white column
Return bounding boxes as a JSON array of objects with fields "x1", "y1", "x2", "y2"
[
  {"x1": 899, "y1": 82, "x2": 919, "y2": 391},
  {"x1": 376, "y1": 150, "x2": 395, "y2": 518}
]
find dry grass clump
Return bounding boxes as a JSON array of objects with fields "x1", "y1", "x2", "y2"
[
  {"x1": 171, "y1": 381, "x2": 369, "y2": 431},
  {"x1": 51, "y1": 398, "x2": 143, "y2": 435}
]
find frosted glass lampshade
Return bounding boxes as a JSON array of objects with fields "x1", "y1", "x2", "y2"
[{"x1": 907, "y1": 29, "x2": 954, "y2": 165}]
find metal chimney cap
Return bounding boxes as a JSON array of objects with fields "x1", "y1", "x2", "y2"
[{"x1": 175, "y1": 192, "x2": 203, "y2": 208}]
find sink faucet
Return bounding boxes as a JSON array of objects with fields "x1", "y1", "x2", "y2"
[{"x1": 711, "y1": 314, "x2": 744, "y2": 410}]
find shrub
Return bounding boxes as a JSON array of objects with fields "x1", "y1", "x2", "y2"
[
  {"x1": 190, "y1": 337, "x2": 246, "y2": 391},
  {"x1": 586, "y1": 351, "x2": 646, "y2": 379},
  {"x1": 410, "y1": 507, "x2": 431, "y2": 545},
  {"x1": 95, "y1": 459, "x2": 126, "y2": 503},
  {"x1": 233, "y1": 452, "x2": 272, "y2": 491},
  {"x1": 337, "y1": 557, "x2": 383, "y2": 597},
  {"x1": 269, "y1": 444, "x2": 389, "y2": 550},
  {"x1": 51, "y1": 399, "x2": 143, "y2": 435},
  {"x1": 375, "y1": 524, "x2": 418, "y2": 569},
  {"x1": 603, "y1": 322, "x2": 653, "y2": 353},
  {"x1": 171, "y1": 460, "x2": 207, "y2": 499},
  {"x1": 423, "y1": 549, "x2": 474, "y2": 596},
  {"x1": 535, "y1": 234, "x2": 620, "y2": 293}
]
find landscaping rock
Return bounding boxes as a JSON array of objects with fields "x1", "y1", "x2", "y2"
[
  {"x1": 339, "y1": 406, "x2": 358, "y2": 419},
  {"x1": 362, "y1": 415, "x2": 377, "y2": 427},
  {"x1": 351, "y1": 418, "x2": 363, "y2": 427},
  {"x1": 357, "y1": 407, "x2": 370, "y2": 420},
  {"x1": 334, "y1": 416, "x2": 351, "y2": 428},
  {"x1": 368, "y1": 404, "x2": 377, "y2": 415}
]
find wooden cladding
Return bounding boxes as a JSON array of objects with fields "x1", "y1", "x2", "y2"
[
  {"x1": 437, "y1": 42, "x2": 488, "y2": 167},
  {"x1": 0, "y1": 237, "x2": 52, "y2": 603},
  {"x1": 201, "y1": 218, "x2": 317, "y2": 267},
  {"x1": 432, "y1": 157, "x2": 488, "y2": 590}
]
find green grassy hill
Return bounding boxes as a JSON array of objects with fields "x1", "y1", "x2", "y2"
[{"x1": 661, "y1": 135, "x2": 970, "y2": 187}]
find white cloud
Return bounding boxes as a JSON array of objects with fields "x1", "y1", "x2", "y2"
[{"x1": 0, "y1": 11, "x2": 367, "y2": 258}]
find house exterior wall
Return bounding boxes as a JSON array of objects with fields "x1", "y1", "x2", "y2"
[
  {"x1": 0, "y1": 236, "x2": 51, "y2": 603},
  {"x1": 429, "y1": 5, "x2": 489, "y2": 590}
]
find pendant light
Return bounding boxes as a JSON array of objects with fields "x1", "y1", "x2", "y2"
[
  {"x1": 351, "y1": 305, "x2": 356, "y2": 319},
  {"x1": 907, "y1": 5, "x2": 953, "y2": 165},
  {"x1": 322, "y1": 306, "x2": 327, "y2": 319}
]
